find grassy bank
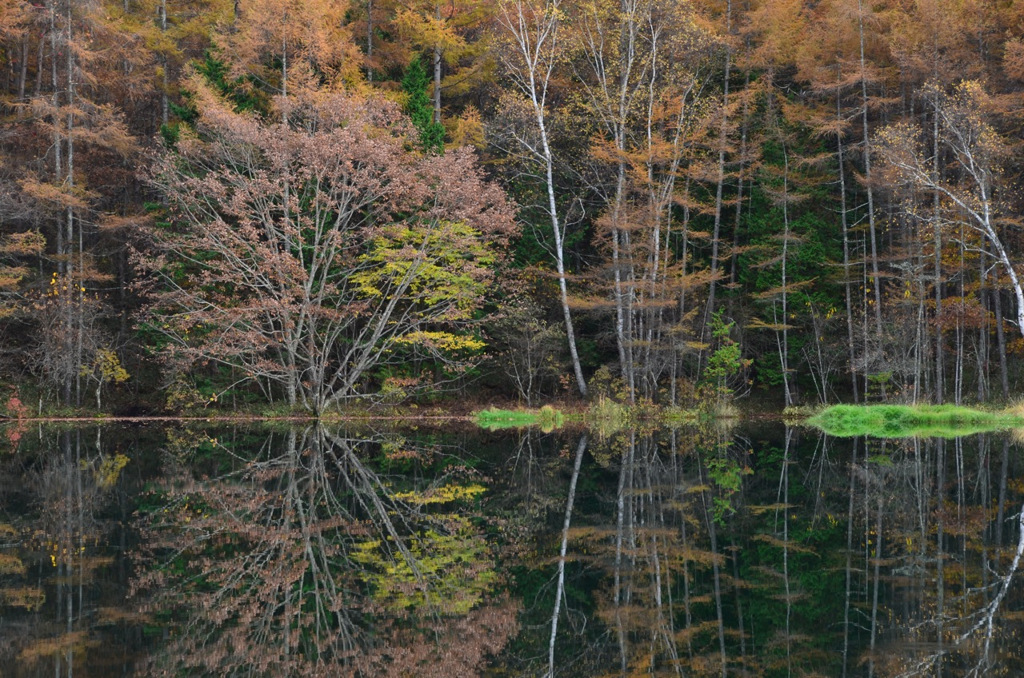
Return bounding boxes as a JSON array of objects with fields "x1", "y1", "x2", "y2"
[
  {"x1": 473, "y1": 400, "x2": 701, "y2": 434},
  {"x1": 808, "y1": 404, "x2": 1024, "y2": 438},
  {"x1": 474, "y1": 406, "x2": 564, "y2": 431}
]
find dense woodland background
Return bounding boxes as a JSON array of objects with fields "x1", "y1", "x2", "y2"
[{"x1": 2, "y1": 0, "x2": 1024, "y2": 412}]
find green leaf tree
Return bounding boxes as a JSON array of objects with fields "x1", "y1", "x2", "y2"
[{"x1": 403, "y1": 55, "x2": 446, "y2": 153}]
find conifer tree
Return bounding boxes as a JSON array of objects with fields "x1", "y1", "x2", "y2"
[{"x1": 402, "y1": 55, "x2": 445, "y2": 153}]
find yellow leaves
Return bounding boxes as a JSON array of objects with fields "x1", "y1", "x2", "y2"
[
  {"x1": 94, "y1": 454, "x2": 130, "y2": 489},
  {"x1": 394, "y1": 7, "x2": 470, "y2": 60},
  {"x1": 447, "y1": 105, "x2": 485, "y2": 149},
  {"x1": 352, "y1": 220, "x2": 492, "y2": 335},
  {"x1": 394, "y1": 482, "x2": 487, "y2": 505},
  {"x1": 80, "y1": 348, "x2": 130, "y2": 385},
  {"x1": 353, "y1": 514, "x2": 496, "y2": 616},
  {"x1": 397, "y1": 330, "x2": 485, "y2": 353}
]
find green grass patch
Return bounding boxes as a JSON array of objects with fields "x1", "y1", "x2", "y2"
[
  {"x1": 808, "y1": 404, "x2": 1024, "y2": 438},
  {"x1": 474, "y1": 405, "x2": 563, "y2": 432}
]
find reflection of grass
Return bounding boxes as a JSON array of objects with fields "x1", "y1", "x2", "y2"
[
  {"x1": 586, "y1": 397, "x2": 628, "y2": 437},
  {"x1": 585, "y1": 398, "x2": 699, "y2": 437},
  {"x1": 809, "y1": 404, "x2": 1024, "y2": 438},
  {"x1": 474, "y1": 406, "x2": 563, "y2": 432}
]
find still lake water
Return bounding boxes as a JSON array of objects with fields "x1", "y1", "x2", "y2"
[{"x1": 1, "y1": 419, "x2": 1022, "y2": 676}]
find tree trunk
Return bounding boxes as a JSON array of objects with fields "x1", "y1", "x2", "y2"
[
  {"x1": 497, "y1": 0, "x2": 588, "y2": 397},
  {"x1": 160, "y1": 0, "x2": 168, "y2": 126},
  {"x1": 433, "y1": 5, "x2": 442, "y2": 125},
  {"x1": 837, "y1": 84, "x2": 859, "y2": 403},
  {"x1": 703, "y1": 0, "x2": 732, "y2": 350},
  {"x1": 994, "y1": 285, "x2": 1009, "y2": 399},
  {"x1": 34, "y1": 37, "x2": 45, "y2": 97},
  {"x1": 366, "y1": 0, "x2": 374, "y2": 82},
  {"x1": 70, "y1": 0, "x2": 82, "y2": 406},
  {"x1": 547, "y1": 434, "x2": 587, "y2": 677},
  {"x1": 841, "y1": 437, "x2": 858, "y2": 678},
  {"x1": 779, "y1": 143, "x2": 792, "y2": 406},
  {"x1": 868, "y1": 494, "x2": 883, "y2": 678},
  {"x1": 17, "y1": 38, "x2": 28, "y2": 115},
  {"x1": 858, "y1": 0, "x2": 883, "y2": 340}
]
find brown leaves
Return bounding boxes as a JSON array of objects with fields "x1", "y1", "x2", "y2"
[
  {"x1": 133, "y1": 428, "x2": 516, "y2": 677},
  {"x1": 141, "y1": 87, "x2": 514, "y2": 408},
  {"x1": 0, "y1": 231, "x2": 45, "y2": 257},
  {"x1": 222, "y1": 0, "x2": 363, "y2": 99},
  {"x1": 18, "y1": 178, "x2": 93, "y2": 211}
]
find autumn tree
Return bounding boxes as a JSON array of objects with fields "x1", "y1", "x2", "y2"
[
  {"x1": 393, "y1": 0, "x2": 491, "y2": 124},
  {"x1": 876, "y1": 81, "x2": 1024, "y2": 344},
  {"x1": 138, "y1": 82, "x2": 514, "y2": 411},
  {"x1": 568, "y1": 0, "x2": 717, "y2": 402},
  {"x1": 493, "y1": 0, "x2": 590, "y2": 397},
  {"x1": 486, "y1": 292, "x2": 567, "y2": 405},
  {"x1": 221, "y1": 0, "x2": 362, "y2": 112},
  {"x1": 0, "y1": 428, "x2": 133, "y2": 673},
  {"x1": 0, "y1": 0, "x2": 137, "y2": 405},
  {"x1": 352, "y1": 0, "x2": 494, "y2": 133}
]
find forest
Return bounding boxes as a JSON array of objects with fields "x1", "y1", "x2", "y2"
[{"x1": 1, "y1": 0, "x2": 1023, "y2": 413}]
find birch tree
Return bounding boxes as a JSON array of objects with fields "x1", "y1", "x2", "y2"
[
  {"x1": 877, "y1": 81, "x2": 1024, "y2": 340},
  {"x1": 494, "y1": 0, "x2": 589, "y2": 397}
]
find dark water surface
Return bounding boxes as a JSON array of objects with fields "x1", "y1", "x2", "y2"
[{"x1": 2, "y1": 419, "x2": 1023, "y2": 676}]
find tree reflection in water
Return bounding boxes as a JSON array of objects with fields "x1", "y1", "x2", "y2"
[
  {"x1": 497, "y1": 425, "x2": 1024, "y2": 677},
  {"x1": 5, "y1": 422, "x2": 1024, "y2": 676},
  {"x1": 132, "y1": 425, "x2": 518, "y2": 677},
  {"x1": 0, "y1": 427, "x2": 137, "y2": 675}
]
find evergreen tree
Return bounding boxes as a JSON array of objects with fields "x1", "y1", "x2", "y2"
[{"x1": 402, "y1": 55, "x2": 445, "y2": 153}]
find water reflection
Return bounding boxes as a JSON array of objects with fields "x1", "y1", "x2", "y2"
[
  {"x1": 2, "y1": 421, "x2": 1024, "y2": 676},
  {"x1": 133, "y1": 425, "x2": 517, "y2": 677},
  {"x1": 0, "y1": 426, "x2": 143, "y2": 676},
  {"x1": 495, "y1": 423, "x2": 1024, "y2": 677}
]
